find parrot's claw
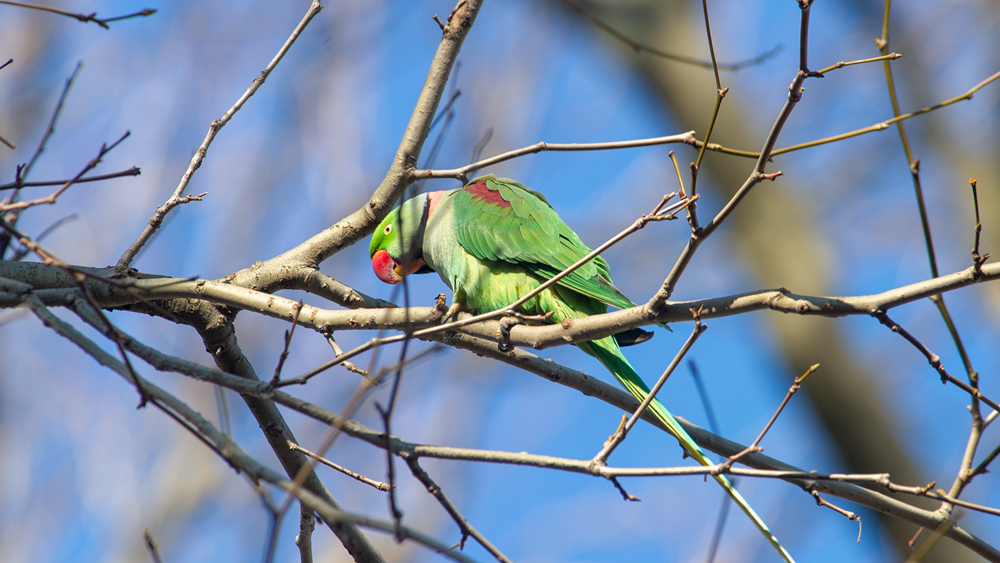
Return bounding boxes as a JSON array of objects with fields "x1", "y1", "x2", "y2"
[{"x1": 441, "y1": 301, "x2": 463, "y2": 324}]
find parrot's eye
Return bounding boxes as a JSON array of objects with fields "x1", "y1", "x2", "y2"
[{"x1": 384, "y1": 224, "x2": 392, "y2": 235}]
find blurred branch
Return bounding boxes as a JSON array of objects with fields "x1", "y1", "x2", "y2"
[
  {"x1": 142, "y1": 530, "x2": 162, "y2": 563},
  {"x1": 0, "y1": 57, "x2": 13, "y2": 148},
  {"x1": 116, "y1": 0, "x2": 324, "y2": 269},
  {"x1": 0, "y1": 131, "x2": 131, "y2": 213},
  {"x1": 0, "y1": 1, "x2": 155, "y2": 29},
  {"x1": 7, "y1": 213, "x2": 76, "y2": 260},
  {"x1": 561, "y1": 0, "x2": 781, "y2": 71},
  {"x1": 0, "y1": 166, "x2": 140, "y2": 191}
]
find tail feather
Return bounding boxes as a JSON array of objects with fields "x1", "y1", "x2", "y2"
[{"x1": 588, "y1": 337, "x2": 795, "y2": 563}]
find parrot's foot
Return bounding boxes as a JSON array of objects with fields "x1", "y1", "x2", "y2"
[
  {"x1": 497, "y1": 315, "x2": 518, "y2": 352},
  {"x1": 496, "y1": 310, "x2": 553, "y2": 352}
]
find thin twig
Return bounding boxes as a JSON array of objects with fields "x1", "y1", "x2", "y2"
[
  {"x1": 810, "y1": 491, "x2": 862, "y2": 542},
  {"x1": 410, "y1": 132, "x2": 698, "y2": 183},
  {"x1": 874, "y1": 311, "x2": 1000, "y2": 413},
  {"x1": 969, "y1": 178, "x2": 990, "y2": 277},
  {"x1": 688, "y1": 69, "x2": 1000, "y2": 160},
  {"x1": 726, "y1": 364, "x2": 819, "y2": 467},
  {"x1": 325, "y1": 334, "x2": 371, "y2": 378},
  {"x1": 875, "y1": 4, "x2": 981, "y2": 420},
  {"x1": 270, "y1": 301, "x2": 303, "y2": 385},
  {"x1": 813, "y1": 52, "x2": 900, "y2": 76},
  {"x1": 288, "y1": 442, "x2": 392, "y2": 491},
  {"x1": 1, "y1": 61, "x2": 82, "y2": 256}
]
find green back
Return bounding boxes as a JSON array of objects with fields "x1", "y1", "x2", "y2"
[{"x1": 452, "y1": 175, "x2": 635, "y2": 311}]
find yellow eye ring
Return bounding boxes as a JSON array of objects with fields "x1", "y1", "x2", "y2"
[{"x1": 384, "y1": 224, "x2": 392, "y2": 235}]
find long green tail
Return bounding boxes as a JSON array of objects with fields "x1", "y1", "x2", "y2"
[{"x1": 587, "y1": 337, "x2": 795, "y2": 563}]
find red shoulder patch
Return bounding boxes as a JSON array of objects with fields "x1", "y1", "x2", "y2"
[
  {"x1": 464, "y1": 182, "x2": 512, "y2": 208},
  {"x1": 426, "y1": 190, "x2": 445, "y2": 216}
]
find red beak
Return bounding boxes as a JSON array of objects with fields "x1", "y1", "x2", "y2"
[{"x1": 372, "y1": 249, "x2": 425, "y2": 284}]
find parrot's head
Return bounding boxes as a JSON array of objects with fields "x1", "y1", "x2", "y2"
[{"x1": 370, "y1": 194, "x2": 430, "y2": 284}]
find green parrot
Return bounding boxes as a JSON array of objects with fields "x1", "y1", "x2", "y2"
[{"x1": 370, "y1": 174, "x2": 794, "y2": 562}]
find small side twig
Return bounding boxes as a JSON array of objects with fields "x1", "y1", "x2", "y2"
[
  {"x1": 288, "y1": 442, "x2": 392, "y2": 492},
  {"x1": 410, "y1": 132, "x2": 698, "y2": 183},
  {"x1": 725, "y1": 364, "x2": 819, "y2": 468},
  {"x1": 810, "y1": 490, "x2": 862, "y2": 542},
  {"x1": 874, "y1": 311, "x2": 1000, "y2": 413},
  {"x1": 270, "y1": 301, "x2": 303, "y2": 386},
  {"x1": 968, "y1": 178, "x2": 990, "y2": 278},
  {"x1": 325, "y1": 333, "x2": 372, "y2": 379}
]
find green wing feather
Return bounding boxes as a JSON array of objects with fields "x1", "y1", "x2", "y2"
[{"x1": 453, "y1": 175, "x2": 635, "y2": 312}]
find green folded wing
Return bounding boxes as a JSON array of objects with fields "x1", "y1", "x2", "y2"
[{"x1": 453, "y1": 174, "x2": 635, "y2": 311}]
